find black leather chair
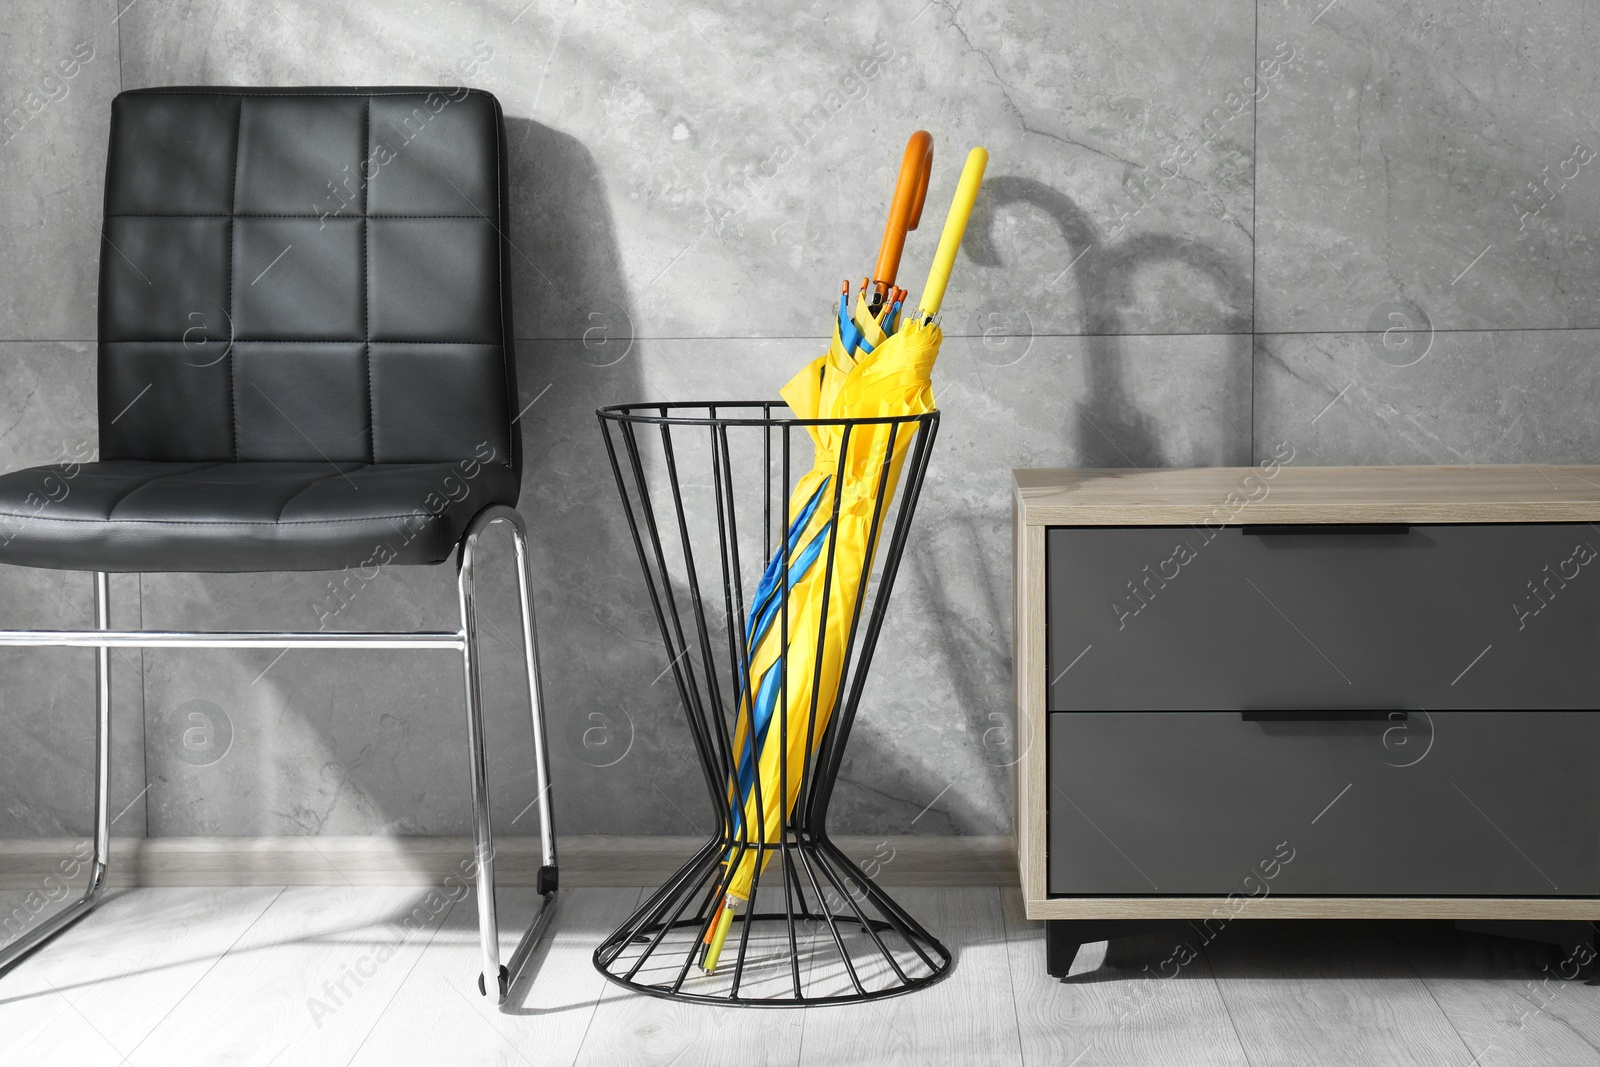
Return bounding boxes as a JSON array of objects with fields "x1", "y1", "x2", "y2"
[{"x1": 0, "y1": 86, "x2": 557, "y2": 1003}]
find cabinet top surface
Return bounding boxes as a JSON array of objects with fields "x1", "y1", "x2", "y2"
[{"x1": 1012, "y1": 464, "x2": 1600, "y2": 525}]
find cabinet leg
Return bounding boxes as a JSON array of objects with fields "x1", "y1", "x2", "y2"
[
  {"x1": 1046, "y1": 921, "x2": 1082, "y2": 978},
  {"x1": 1045, "y1": 920, "x2": 1167, "y2": 979}
]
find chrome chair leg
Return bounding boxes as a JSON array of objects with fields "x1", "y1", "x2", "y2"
[
  {"x1": 456, "y1": 522, "x2": 503, "y2": 999},
  {"x1": 0, "y1": 572, "x2": 113, "y2": 979},
  {"x1": 92, "y1": 572, "x2": 111, "y2": 892},
  {"x1": 0, "y1": 516, "x2": 560, "y2": 1004},
  {"x1": 456, "y1": 506, "x2": 561, "y2": 1003},
  {"x1": 501, "y1": 510, "x2": 559, "y2": 994}
]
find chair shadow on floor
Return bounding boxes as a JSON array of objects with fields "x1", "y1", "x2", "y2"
[{"x1": 0, "y1": 887, "x2": 608, "y2": 1018}]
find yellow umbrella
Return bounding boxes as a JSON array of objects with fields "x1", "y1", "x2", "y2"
[{"x1": 699, "y1": 146, "x2": 989, "y2": 972}]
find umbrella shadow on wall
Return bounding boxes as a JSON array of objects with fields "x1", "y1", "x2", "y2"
[
  {"x1": 837, "y1": 177, "x2": 1252, "y2": 835},
  {"x1": 964, "y1": 175, "x2": 1251, "y2": 467}
]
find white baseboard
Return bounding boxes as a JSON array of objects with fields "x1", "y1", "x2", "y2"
[{"x1": 0, "y1": 835, "x2": 1016, "y2": 889}]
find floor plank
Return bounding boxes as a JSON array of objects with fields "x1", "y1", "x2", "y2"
[
  {"x1": 125, "y1": 886, "x2": 457, "y2": 1066},
  {"x1": 575, "y1": 888, "x2": 807, "y2": 1067},
  {"x1": 1001, "y1": 889, "x2": 1250, "y2": 1067},
  {"x1": 0, "y1": 887, "x2": 283, "y2": 1067},
  {"x1": 350, "y1": 887, "x2": 642, "y2": 1067},
  {"x1": 19, "y1": 886, "x2": 1600, "y2": 1067},
  {"x1": 1, "y1": 887, "x2": 79, "y2": 953},
  {"x1": 574, "y1": 880, "x2": 844, "y2": 1066},
  {"x1": 798, "y1": 888, "x2": 1020, "y2": 1067},
  {"x1": 1394, "y1": 921, "x2": 1600, "y2": 1067},
  {"x1": 1205, "y1": 920, "x2": 1476, "y2": 1067},
  {"x1": 0, "y1": 996, "x2": 129, "y2": 1067}
]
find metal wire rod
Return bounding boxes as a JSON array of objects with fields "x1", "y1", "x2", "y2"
[{"x1": 0, "y1": 630, "x2": 465, "y2": 649}]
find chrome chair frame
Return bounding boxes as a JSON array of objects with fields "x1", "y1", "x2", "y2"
[{"x1": 0, "y1": 503, "x2": 558, "y2": 1005}]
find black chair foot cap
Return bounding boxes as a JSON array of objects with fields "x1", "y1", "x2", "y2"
[{"x1": 477, "y1": 965, "x2": 508, "y2": 998}]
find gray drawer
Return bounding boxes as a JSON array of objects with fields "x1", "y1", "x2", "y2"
[
  {"x1": 1048, "y1": 711, "x2": 1600, "y2": 896},
  {"x1": 1047, "y1": 524, "x2": 1600, "y2": 711}
]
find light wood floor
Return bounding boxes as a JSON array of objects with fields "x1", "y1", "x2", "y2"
[{"x1": 2, "y1": 886, "x2": 1597, "y2": 1065}]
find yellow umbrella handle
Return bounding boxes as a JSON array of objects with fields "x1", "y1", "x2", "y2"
[{"x1": 917, "y1": 146, "x2": 989, "y2": 317}]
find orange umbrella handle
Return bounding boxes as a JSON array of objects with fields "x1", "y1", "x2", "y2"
[{"x1": 872, "y1": 130, "x2": 933, "y2": 292}]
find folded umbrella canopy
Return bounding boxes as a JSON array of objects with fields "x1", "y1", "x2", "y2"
[{"x1": 700, "y1": 143, "x2": 989, "y2": 972}]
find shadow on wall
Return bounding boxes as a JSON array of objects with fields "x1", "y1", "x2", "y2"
[
  {"x1": 488, "y1": 159, "x2": 1256, "y2": 839},
  {"x1": 494, "y1": 118, "x2": 695, "y2": 836},
  {"x1": 106, "y1": 118, "x2": 679, "y2": 846},
  {"x1": 503, "y1": 119, "x2": 634, "y2": 344},
  {"x1": 131, "y1": 119, "x2": 653, "y2": 843},
  {"x1": 825, "y1": 176, "x2": 1252, "y2": 836},
  {"x1": 964, "y1": 174, "x2": 1250, "y2": 466}
]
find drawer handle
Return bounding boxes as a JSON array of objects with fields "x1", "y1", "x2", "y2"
[
  {"x1": 1242, "y1": 524, "x2": 1410, "y2": 535},
  {"x1": 1241, "y1": 710, "x2": 1406, "y2": 722}
]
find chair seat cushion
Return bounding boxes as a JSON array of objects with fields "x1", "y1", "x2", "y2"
[{"x1": 0, "y1": 460, "x2": 518, "y2": 572}]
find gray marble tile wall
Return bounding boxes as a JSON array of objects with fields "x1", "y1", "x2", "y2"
[{"x1": 0, "y1": 0, "x2": 1593, "y2": 839}]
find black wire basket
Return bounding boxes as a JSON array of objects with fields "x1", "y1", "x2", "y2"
[{"x1": 594, "y1": 402, "x2": 949, "y2": 1006}]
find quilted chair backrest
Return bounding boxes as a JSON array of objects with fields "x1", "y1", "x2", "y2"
[{"x1": 97, "y1": 87, "x2": 520, "y2": 475}]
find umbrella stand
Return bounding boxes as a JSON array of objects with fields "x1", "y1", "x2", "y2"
[{"x1": 594, "y1": 402, "x2": 949, "y2": 1006}]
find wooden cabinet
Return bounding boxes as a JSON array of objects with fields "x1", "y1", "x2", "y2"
[{"x1": 1013, "y1": 464, "x2": 1600, "y2": 975}]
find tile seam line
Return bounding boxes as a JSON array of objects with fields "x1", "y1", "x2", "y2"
[
  {"x1": 569, "y1": 886, "x2": 646, "y2": 1064},
  {"x1": 1202, "y1": 929, "x2": 1259, "y2": 1067},
  {"x1": 341, "y1": 892, "x2": 463, "y2": 1067},
  {"x1": 21, "y1": 326, "x2": 1600, "y2": 340},
  {"x1": 1251, "y1": 0, "x2": 1260, "y2": 465},
  {"x1": 496, "y1": 327, "x2": 1600, "y2": 340},
  {"x1": 1384, "y1": 922, "x2": 1484, "y2": 1065},
  {"x1": 121, "y1": 885, "x2": 289, "y2": 1062},
  {"x1": 996, "y1": 886, "x2": 1028, "y2": 1066}
]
